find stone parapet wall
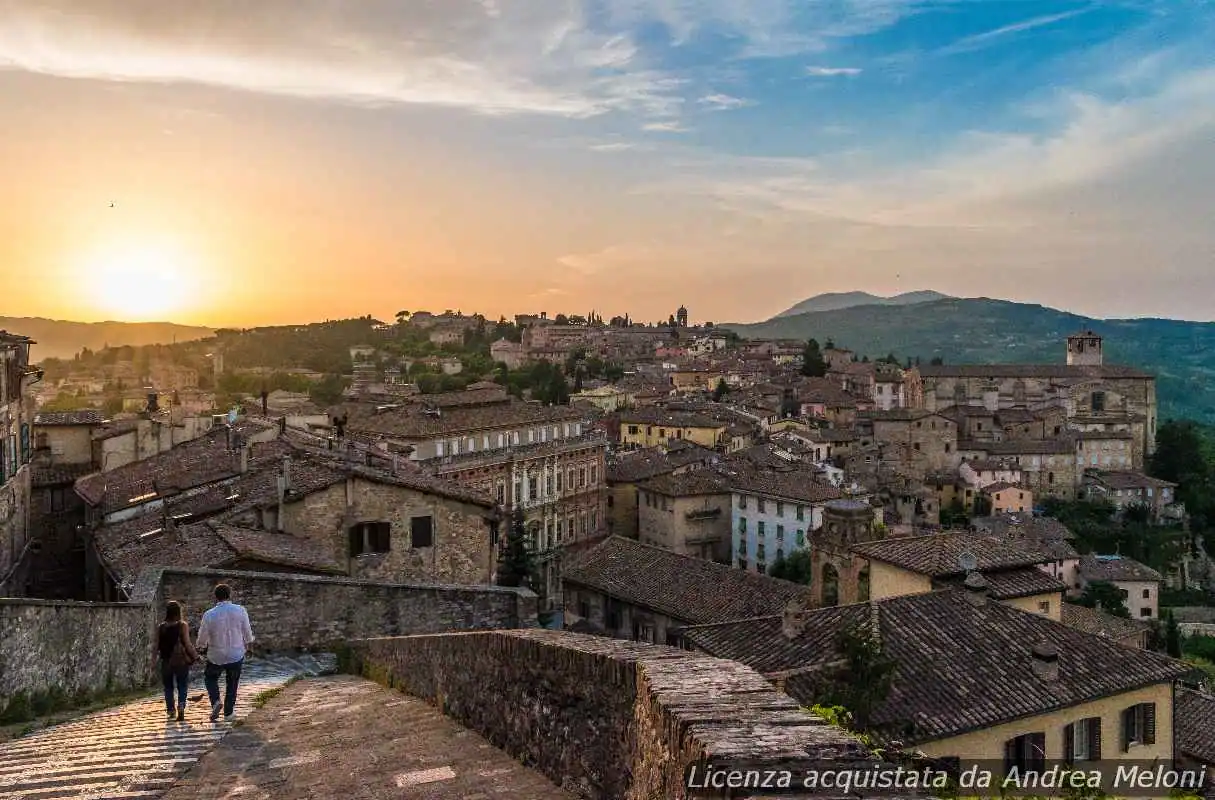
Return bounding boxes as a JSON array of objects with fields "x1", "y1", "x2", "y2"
[
  {"x1": 349, "y1": 629, "x2": 924, "y2": 800},
  {"x1": 1, "y1": 567, "x2": 535, "y2": 719}
]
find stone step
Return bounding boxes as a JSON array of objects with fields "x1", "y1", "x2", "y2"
[{"x1": 0, "y1": 654, "x2": 336, "y2": 799}]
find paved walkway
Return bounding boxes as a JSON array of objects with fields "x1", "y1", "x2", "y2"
[
  {"x1": 0, "y1": 654, "x2": 335, "y2": 800},
  {"x1": 160, "y1": 675, "x2": 577, "y2": 800}
]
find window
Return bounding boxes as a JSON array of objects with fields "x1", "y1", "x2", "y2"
[
  {"x1": 757, "y1": 521, "x2": 765, "y2": 537},
  {"x1": 348, "y1": 521, "x2": 392, "y2": 556},
  {"x1": 547, "y1": 474, "x2": 554, "y2": 494},
  {"x1": 796, "y1": 505, "x2": 805, "y2": 521},
  {"x1": 1004, "y1": 732, "x2": 1046, "y2": 776},
  {"x1": 738, "y1": 517, "x2": 747, "y2": 534},
  {"x1": 589, "y1": 465, "x2": 597, "y2": 484},
  {"x1": 776, "y1": 501, "x2": 784, "y2": 516},
  {"x1": 1142, "y1": 589, "x2": 1150, "y2": 599},
  {"x1": 1064, "y1": 718, "x2": 1102, "y2": 763},
  {"x1": 578, "y1": 468, "x2": 586, "y2": 488},
  {"x1": 796, "y1": 529, "x2": 805, "y2": 546},
  {"x1": 579, "y1": 599, "x2": 591, "y2": 619},
  {"x1": 50, "y1": 488, "x2": 67, "y2": 513},
  {"x1": 410, "y1": 515, "x2": 434, "y2": 548},
  {"x1": 556, "y1": 471, "x2": 563, "y2": 492},
  {"x1": 436, "y1": 440, "x2": 445, "y2": 457},
  {"x1": 1091, "y1": 391, "x2": 1106, "y2": 412},
  {"x1": 1120, "y1": 703, "x2": 1156, "y2": 750},
  {"x1": 757, "y1": 498, "x2": 766, "y2": 513},
  {"x1": 776, "y1": 525, "x2": 784, "y2": 541},
  {"x1": 1140, "y1": 607, "x2": 1151, "y2": 617},
  {"x1": 739, "y1": 495, "x2": 748, "y2": 510},
  {"x1": 1037, "y1": 600, "x2": 1050, "y2": 614},
  {"x1": 528, "y1": 476, "x2": 538, "y2": 499}
]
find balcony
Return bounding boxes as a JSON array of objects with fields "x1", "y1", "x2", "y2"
[{"x1": 685, "y1": 508, "x2": 722, "y2": 521}]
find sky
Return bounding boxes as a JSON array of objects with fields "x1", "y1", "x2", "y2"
[{"x1": 1, "y1": 0, "x2": 1213, "y2": 327}]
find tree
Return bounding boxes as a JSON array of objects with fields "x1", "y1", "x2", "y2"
[
  {"x1": 712, "y1": 378, "x2": 728, "y2": 402},
  {"x1": 813, "y1": 624, "x2": 898, "y2": 729},
  {"x1": 1151, "y1": 420, "x2": 1214, "y2": 529},
  {"x1": 1166, "y1": 610, "x2": 1183, "y2": 657},
  {"x1": 554, "y1": 314, "x2": 569, "y2": 325},
  {"x1": 1075, "y1": 580, "x2": 1131, "y2": 618},
  {"x1": 767, "y1": 549, "x2": 813, "y2": 583},
  {"x1": 824, "y1": 338, "x2": 835, "y2": 350},
  {"x1": 929, "y1": 356, "x2": 944, "y2": 366},
  {"x1": 801, "y1": 338, "x2": 827, "y2": 377},
  {"x1": 497, "y1": 509, "x2": 538, "y2": 591}
]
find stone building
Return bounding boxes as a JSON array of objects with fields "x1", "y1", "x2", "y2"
[
  {"x1": 561, "y1": 535, "x2": 809, "y2": 646},
  {"x1": 635, "y1": 469, "x2": 731, "y2": 561},
  {"x1": 0, "y1": 331, "x2": 38, "y2": 595},
  {"x1": 1078, "y1": 554, "x2": 1163, "y2": 620},
  {"x1": 913, "y1": 332, "x2": 1157, "y2": 468},
  {"x1": 604, "y1": 440, "x2": 717, "y2": 538},
  {"x1": 338, "y1": 388, "x2": 608, "y2": 607},
  {"x1": 728, "y1": 467, "x2": 844, "y2": 574}
]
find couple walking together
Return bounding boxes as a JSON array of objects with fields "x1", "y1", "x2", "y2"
[{"x1": 154, "y1": 583, "x2": 255, "y2": 722}]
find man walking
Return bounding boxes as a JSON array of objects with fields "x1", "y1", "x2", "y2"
[{"x1": 195, "y1": 584, "x2": 255, "y2": 722}]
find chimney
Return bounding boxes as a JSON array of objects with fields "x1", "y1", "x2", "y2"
[
  {"x1": 962, "y1": 571, "x2": 989, "y2": 606},
  {"x1": 260, "y1": 389, "x2": 269, "y2": 416},
  {"x1": 781, "y1": 595, "x2": 811, "y2": 639},
  {"x1": 239, "y1": 444, "x2": 250, "y2": 474},
  {"x1": 1030, "y1": 641, "x2": 1059, "y2": 681},
  {"x1": 281, "y1": 456, "x2": 292, "y2": 494}
]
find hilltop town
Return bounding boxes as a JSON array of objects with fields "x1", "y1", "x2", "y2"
[{"x1": 3, "y1": 305, "x2": 1215, "y2": 797}]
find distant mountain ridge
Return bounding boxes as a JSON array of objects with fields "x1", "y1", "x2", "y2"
[
  {"x1": 775, "y1": 290, "x2": 953, "y2": 318},
  {"x1": 0, "y1": 317, "x2": 215, "y2": 361},
  {"x1": 723, "y1": 297, "x2": 1215, "y2": 425}
]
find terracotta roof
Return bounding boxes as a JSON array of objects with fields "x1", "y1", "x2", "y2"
[
  {"x1": 74, "y1": 422, "x2": 278, "y2": 513},
  {"x1": 795, "y1": 378, "x2": 859, "y2": 407},
  {"x1": 1080, "y1": 554, "x2": 1163, "y2": 583},
  {"x1": 618, "y1": 407, "x2": 726, "y2": 429},
  {"x1": 937, "y1": 566, "x2": 1067, "y2": 600},
  {"x1": 683, "y1": 589, "x2": 1188, "y2": 744},
  {"x1": 562, "y1": 536, "x2": 810, "y2": 626},
  {"x1": 1086, "y1": 470, "x2": 1177, "y2": 490},
  {"x1": 339, "y1": 397, "x2": 584, "y2": 439},
  {"x1": 211, "y1": 523, "x2": 345, "y2": 573},
  {"x1": 721, "y1": 463, "x2": 843, "y2": 505},
  {"x1": 917, "y1": 363, "x2": 1153, "y2": 379},
  {"x1": 971, "y1": 513, "x2": 1076, "y2": 542},
  {"x1": 1060, "y1": 603, "x2": 1151, "y2": 641},
  {"x1": 850, "y1": 531, "x2": 1050, "y2": 577},
  {"x1": 1176, "y1": 687, "x2": 1215, "y2": 764},
  {"x1": 982, "y1": 481, "x2": 1026, "y2": 494},
  {"x1": 637, "y1": 468, "x2": 731, "y2": 497},
  {"x1": 605, "y1": 441, "x2": 717, "y2": 483},
  {"x1": 33, "y1": 410, "x2": 105, "y2": 426}
]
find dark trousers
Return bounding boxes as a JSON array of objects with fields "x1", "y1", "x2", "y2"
[
  {"x1": 160, "y1": 662, "x2": 189, "y2": 713},
  {"x1": 204, "y1": 659, "x2": 243, "y2": 716}
]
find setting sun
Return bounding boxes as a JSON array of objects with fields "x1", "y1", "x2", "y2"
[{"x1": 81, "y1": 238, "x2": 204, "y2": 321}]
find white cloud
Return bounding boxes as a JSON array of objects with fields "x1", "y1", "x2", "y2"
[
  {"x1": 805, "y1": 66, "x2": 862, "y2": 77},
  {"x1": 642, "y1": 120, "x2": 688, "y2": 132},
  {"x1": 938, "y1": 8, "x2": 1094, "y2": 55},
  {"x1": 698, "y1": 93, "x2": 751, "y2": 110}
]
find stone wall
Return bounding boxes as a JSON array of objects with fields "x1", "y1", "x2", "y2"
[
  {"x1": 0, "y1": 598, "x2": 149, "y2": 718},
  {"x1": 1, "y1": 566, "x2": 535, "y2": 719},
  {"x1": 349, "y1": 629, "x2": 923, "y2": 800},
  {"x1": 0, "y1": 465, "x2": 32, "y2": 595}
]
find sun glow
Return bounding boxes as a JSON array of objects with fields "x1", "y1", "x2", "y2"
[{"x1": 82, "y1": 238, "x2": 204, "y2": 321}]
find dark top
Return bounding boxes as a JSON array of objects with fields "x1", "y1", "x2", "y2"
[{"x1": 157, "y1": 621, "x2": 187, "y2": 661}]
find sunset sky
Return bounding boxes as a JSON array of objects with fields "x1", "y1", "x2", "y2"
[{"x1": 1, "y1": 0, "x2": 1213, "y2": 327}]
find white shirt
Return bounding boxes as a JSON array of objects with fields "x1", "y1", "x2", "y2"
[{"x1": 196, "y1": 601, "x2": 255, "y2": 665}]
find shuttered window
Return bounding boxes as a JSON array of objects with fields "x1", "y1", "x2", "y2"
[
  {"x1": 348, "y1": 521, "x2": 392, "y2": 556},
  {"x1": 1003, "y1": 732, "x2": 1046, "y2": 776},
  {"x1": 1120, "y1": 703, "x2": 1156, "y2": 751},
  {"x1": 410, "y1": 515, "x2": 434, "y2": 548},
  {"x1": 1063, "y1": 717, "x2": 1102, "y2": 763}
]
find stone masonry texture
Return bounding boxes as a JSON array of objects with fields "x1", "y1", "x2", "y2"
[
  {"x1": 0, "y1": 565, "x2": 535, "y2": 718},
  {"x1": 350, "y1": 629, "x2": 927, "y2": 800}
]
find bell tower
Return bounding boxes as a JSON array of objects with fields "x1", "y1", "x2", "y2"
[{"x1": 1066, "y1": 330, "x2": 1103, "y2": 366}]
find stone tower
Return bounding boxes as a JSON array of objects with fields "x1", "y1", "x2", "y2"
[
  {"x1": 1066, "y1": 330, "x2": 1103, "y2": 367},
  {"x1": 809, "y1": 499, "x2": 882, "y2": 608},
  {"x1": 676, "y1": 305, "x2": 688, "y2": 328}
]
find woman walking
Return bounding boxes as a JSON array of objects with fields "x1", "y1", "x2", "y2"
[{"x1": 154, "y1": 601, "x2": 199, "y2": 721}]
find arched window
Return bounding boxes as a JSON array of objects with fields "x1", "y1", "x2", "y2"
[{"x1": 821, "y1": 562, "x2": 840, "y2": 607}]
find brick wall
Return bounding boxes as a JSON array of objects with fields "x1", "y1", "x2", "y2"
[
  {"x1": 0, "y1": 566, "x2": 536, "y2": 718},
  {"x1": 349, "y1": 629, "x2": 924, "y2": 800}
]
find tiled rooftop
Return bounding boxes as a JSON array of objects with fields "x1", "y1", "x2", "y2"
[
  {"x1": 1060, "y1": 603, "x2": 1152, "y2": 641},
  {"x1": 683, "y1": 589, "x2": 1188, "y2": 745},
  {"x1": 338, "y1": 395, "x2": 584, "y2": 438},
  {"x1": 562, "y1": 536, "x2": 810, "y2": 626},
  {"x1": 637, "y1": 468, "x2": 731, "y2": 497},
  {"x1": 1080, "y1": 553, "x2": 1163, "y2": 583},
  {"x1": 32, "y1": 409, "x2": 106, "y2": 426},
  {"x1": 720, "y1": 461, "x2": 843, "y2": 504},
  {"x1": 605, "y1": 440, "x2": 717, "y2": 483},
  {"x1": 851, "y1": 531, "x2": 1051, "y2": 577},
  {"x1": 1176, "y1": 687, "x2": 1215, "y2": 765},
  {"x1": 1086, "y1": 470, "x2": 1177, "y2": 490},
  {"x1": 937, "y1": 565, "x2": 1067, "y2": 600}
]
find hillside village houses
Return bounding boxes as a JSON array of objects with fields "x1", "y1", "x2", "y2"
[{"x1": 9, "y1": 312, "x2": 1215, "y2": 780}]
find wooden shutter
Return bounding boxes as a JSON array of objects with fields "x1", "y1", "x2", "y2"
[
  {"x1": 1063, "y1": 724, "x2": 1075, "y2": 765},
  {"x1": 20, "y1": 424, "x2": 29, "y2": 464},
  {"x1": 1144, "y1": 703, "x2": 1156, "y2": 745},
  {"x1": 411, "y1": 515, "x2": 434, "y2": 548},
  {"x1": 1029, "y1": 733, "x2": 1046, "y2": 770},
  {"x1": 373, "y1": 522, "x2": 392, "y2": 553},
  {"x1": 348, "y1": 525, "x2": 363, "y2": 557},
  {"x1": 1089, "y1": 717, "x2": 1102, "y2": 760},
  {"x1": 1004, "y1": 738, "x2": 1018, "y2": 775},
  {"x1": 1120, "y1": 708, "x2": 1131, "y2": 752}
]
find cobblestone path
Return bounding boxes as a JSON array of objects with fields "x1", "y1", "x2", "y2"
[{"x1": 0, "y1": 654, "x2": 336, "y2": 800}]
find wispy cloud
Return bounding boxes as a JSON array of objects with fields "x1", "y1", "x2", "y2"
[
  {"x1": 805, "y1": 66, "x2": 862, "y2": 77},
  {"x1": 938, "y1": 7, "x2": 1095, "y2": 55},
  {"x1": 643, "y1": 120, "x2": 688, "y2": 132},
  {"x1": 698, "y1": 93, "x2": 751, "y2": 110}
]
